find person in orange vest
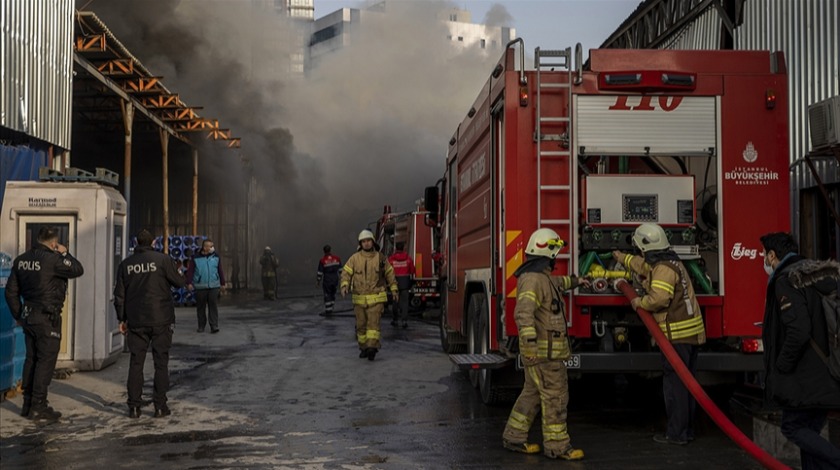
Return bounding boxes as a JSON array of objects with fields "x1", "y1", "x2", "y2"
[
  {"x1": 388, "y1": 242, "x2": 415, "y2": 328},
  {"x1": 316, "y1": 245, "x2": 342, "y2": 315}
]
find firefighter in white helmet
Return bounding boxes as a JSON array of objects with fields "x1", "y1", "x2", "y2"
[
  {"x1": 340, "y1": 230, "x2": 398, "y2": 361},
  {"x1": 612, "y1": 223, "x2": 705, "y2": 446},
  {"x1": 502, "y1": 228, "x2": 589, "y2": 460}
]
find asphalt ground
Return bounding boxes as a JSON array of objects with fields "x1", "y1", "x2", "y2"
[{"x1": 0, "y1": 286, "x2": 772, "y2": 469}]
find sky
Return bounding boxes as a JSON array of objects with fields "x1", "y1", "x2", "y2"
[{"x1": 315, "y1": 0, "x2": 643, "y2": 54}]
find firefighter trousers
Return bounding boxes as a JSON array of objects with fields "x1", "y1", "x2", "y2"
[
  {"x1": 503, "y1": 360, "x2": 571, "y2": 452},
  {"x1": 322, "y1": 279, "x2": 338, "y2": 313},
  {"x1": 354, "y1": 303, "x2": 384, "y2": 350},
  {"x1": 261, "y1": 275, "x2": 276, "y2": 300},
  {"x1": 662, "y1": 343, "x2": 698, "y2": 442}
]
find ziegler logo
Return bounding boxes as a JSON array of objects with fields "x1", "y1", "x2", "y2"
[
  {"x1": 731, "y1": 243, "x2": 763, "y2": 260},
  {"x1": 608, "y1": 95, "x2": 684, "y2": 111}
]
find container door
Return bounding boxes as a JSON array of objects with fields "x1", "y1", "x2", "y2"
[{"x1": 17, "y1": 215, "x2": 77, "y2": 361}]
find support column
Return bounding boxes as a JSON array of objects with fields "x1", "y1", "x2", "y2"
[
  {"x1": 192, "y1": 148, "x2": 199, "y2": 235},
  {"x1": 120, "y1": 100, "x2": 134, "y2": 214},
  {"x1": 160, "y1": 129, "x2": 170, "y2": 253}
]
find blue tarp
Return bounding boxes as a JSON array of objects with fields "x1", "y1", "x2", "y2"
[
  {"x1": 0, "y1": 144, "x2": 43, "y2": 393},
  {"x1": 1, "y1": 144, "x2": 46, "y2": 213}
]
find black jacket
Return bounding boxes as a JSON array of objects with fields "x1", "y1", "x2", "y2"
[
  {"x1": 4, "y1": 244, "x2": 84, "y2": 318},
  {"x1": 114, "y1": 246, "x2": 185, "y2": 327},
  {"x1": 762, "y1": 255, "x2": 840, "y2": 409}
]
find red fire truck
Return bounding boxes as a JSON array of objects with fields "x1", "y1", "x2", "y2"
[
  {"x1": 375, "y1": 205, "x2": 441, "y2": 308},
  {"x1": 424, "y1": 40, "x2": 790, "y2": 404}
]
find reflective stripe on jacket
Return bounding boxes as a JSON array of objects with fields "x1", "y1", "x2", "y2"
[
  {"x1": 624, "y1": 254, "x2": 706, "y2": 345},
  {"x1": 515, "y1": 269, "x2": 582, "y2": 362},
  {"x1": 340, "y1": 250, "x2": 397, "y2": 306}
]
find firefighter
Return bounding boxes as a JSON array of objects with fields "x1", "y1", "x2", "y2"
[
  {"x1": 316, "y1": 245, "x2": 342, "y2": 315},
  {"x1": 4, "y1": 226, "x2": 84, "y2": 423},
  {"x1": 612, "y1": 223, "x2": 706, "y2": 446},
  {"x1": 502, "y1": 228, "x2": 588, "y2": 460},
  {"x1": 388, "y1": 241, "x2": 415, "y2": 328},
  {"x1": 114, "y1": 230, "x2": 186, "y2": 418},
  {"x1": 340, "y1": 230, "x2": 398, "y2": 361},
  {"x1": 259, "y1": 246, "x2": 280, "y2": 300}
]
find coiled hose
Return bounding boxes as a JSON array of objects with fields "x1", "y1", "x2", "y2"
[{"x1": 614, "y1": 279, "x2": 788, "y2": 470}]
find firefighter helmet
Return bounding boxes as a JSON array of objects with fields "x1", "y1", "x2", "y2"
[
  {"x1": 525, "y1": 228, "x2": 565, "y2": 259},
  {"x1": 358, "y1": 230, "x2": 375, "y2": 242},
  {"x1": 632, "y1": 223, "x2": 670, "y2": 253}
]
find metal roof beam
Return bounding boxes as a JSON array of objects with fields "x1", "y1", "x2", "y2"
[
  {"x1": 73, "y1": 53, "x2": 190, "y2": 145},
  {"x1": 600, "y1": 0, "x2": 715, "y2": 49}
]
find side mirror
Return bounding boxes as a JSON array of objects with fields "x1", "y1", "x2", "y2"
[{"x1": 424, "y1": 186, "x2": 439, "y2": 213}]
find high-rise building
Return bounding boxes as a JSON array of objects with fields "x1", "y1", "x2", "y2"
[
  {"x1": 276, "y1": 0, "x2": 315, "y2": 20},
  {"x1": 308, "y1": 3, "x2": 515, "y2": 71}
]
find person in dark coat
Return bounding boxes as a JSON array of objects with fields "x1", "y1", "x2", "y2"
[
  {"x1": 4, "y1": 226, "x2": 84, "y2": 422},
  {"x1": 760, "y1": 232, "x2": 840, "y2": 470},
  {"x1": 115, "y1": 230, "x2": 186, "y2": 418}
]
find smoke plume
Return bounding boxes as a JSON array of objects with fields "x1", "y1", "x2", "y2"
[
  {"x1": 81, "y1": 0, "x2": 502, "y2": 281},
  {"x1": 483, "y1": 3, "x2": 514, "y2": 27}
]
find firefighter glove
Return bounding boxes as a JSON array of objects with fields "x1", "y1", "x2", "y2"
[
  {"x1": 630, "y1": 297, "x2": 642, "y2": 310},
  {"x1": 340, "y1": 286, "x2": 348, "y2": 297},
  {"x1": 520, "y1": 336, "x2": 538, "y2": 358},
  {"x1": 612, "y1": 250, "x2": 627, "y2": 263}
]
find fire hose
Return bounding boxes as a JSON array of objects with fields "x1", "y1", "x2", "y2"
[{"x1": 614, "y1": 279, "x2": 789, "y2": 470}]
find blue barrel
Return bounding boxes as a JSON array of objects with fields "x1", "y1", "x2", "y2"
[{"x1": 0, "y1": 252, "x2": 18, "y2": 392}]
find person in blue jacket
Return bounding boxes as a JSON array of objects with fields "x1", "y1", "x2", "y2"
[{"x1": 186, "y1": 238, "x2": 226, "y2": 333}]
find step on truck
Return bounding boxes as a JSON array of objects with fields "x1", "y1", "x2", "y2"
[{"x1": 424, "y1": 40, "x2": 790, "y2": 404}]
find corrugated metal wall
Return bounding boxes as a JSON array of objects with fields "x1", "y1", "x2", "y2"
[
  {"x1": 0, "y1": 0, "x2": 74, "y2": 149},
  {"x1": 661, "y1": 7, "x2": 722, "y2": 50},
  {"x1": 653, "y1": 0, "x2": 839, "y2": 162},
  {"x1": 735, "y1": 0, "x2": 840, "y2": 162}
]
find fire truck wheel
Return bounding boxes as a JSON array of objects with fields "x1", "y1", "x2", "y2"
[{"x1": 467, "y1": 293, "x2": 486, "y2": 389}]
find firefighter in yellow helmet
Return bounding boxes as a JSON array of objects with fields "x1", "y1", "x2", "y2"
[
  {"x1": 612, "y1": 223, "x2": 705, "y2": 445},
  {"x1": 502, "y1": 228, "x2": 589, "y2": 460},
  {"x1": 340, "y1": 230, "x2": 398, "y2": 361}
]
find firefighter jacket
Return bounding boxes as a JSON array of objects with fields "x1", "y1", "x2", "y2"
[
  {"x1": 514, "y1": 262, "x2": 583, "y2": 364},
  {"x1": 340, "y1": 250, "x2": 398, "y2": 306},
  {"x1": 114, "y1": 246, "x2": 186, "y2": 327},
  {"x1": 388, "y1": 250, "x2": 415, "y2": 290},
  {"x1": 5, "y1": 244, "x2": 84, "y2": 319},
  {"x1": 260, "y1": 252, "x2": 279, "y2": 277},
  {"x1": 317, "y1": 254, "x2": 342, "y2": 284},
  {"x1": 622, "y1": 252, "x2": 706, "y2": 346},
  {"x1": 186, "y1": 252, "x2": 225, "y2": 289}
]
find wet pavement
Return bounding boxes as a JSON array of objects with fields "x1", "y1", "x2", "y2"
[{"x1": 1, "y1": 285, "x2": 764, "y2": 469}]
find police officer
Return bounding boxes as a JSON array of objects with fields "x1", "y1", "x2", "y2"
[
  {"x1": 4, "y1": 226, "x2": 84, "y2": 422},
  {"x1": 114, "y1": 230, "x2": 186, "y2": 418}
]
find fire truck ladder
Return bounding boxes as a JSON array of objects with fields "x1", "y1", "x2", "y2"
[{"x1": 534, "y1": 47, "x2": 573, "y2": 261}]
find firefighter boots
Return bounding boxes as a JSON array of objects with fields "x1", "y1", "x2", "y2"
[
  {"x1": 367, "y1": 348, "x2": 377, "y2": 361},
  {"x1": 359, "y1": 349, "x2": 368, "y2": 359},
  {"x1": 544, "y1": 447, "x2": 585, "y2": 460},
  {"x1": 128, "y1": 406, "x2": 141, "y2": 419},
  {"x1": 503, "y1": 439, "x2": 541, "y2": 454}
]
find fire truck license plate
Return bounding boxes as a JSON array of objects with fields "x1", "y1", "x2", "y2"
[{"x1": 563, "y1": 355, "x2": 581, "y2": 369}]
